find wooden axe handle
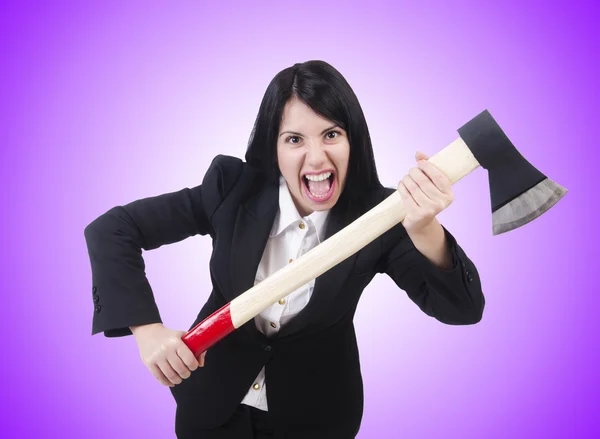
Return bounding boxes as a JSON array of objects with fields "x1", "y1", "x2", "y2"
[{"x1": 182, "y1": 138, "x2": 480, "y2": 357}]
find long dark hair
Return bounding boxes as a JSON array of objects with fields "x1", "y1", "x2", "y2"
[{"x1": 245, "y1": 60, "x2": 383, "y2": 215}]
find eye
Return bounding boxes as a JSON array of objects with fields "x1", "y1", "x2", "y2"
[
  {"x1": 326, "y1": 130, "x2": 341, "y2": 139},
  {"x1": 286, "y1": 136, "x2": 301, "y2": 144}
]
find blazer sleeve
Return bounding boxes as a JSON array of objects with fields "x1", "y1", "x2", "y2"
[
  {"x1": 83, "y1": 154, "x2": 243, "y2": 337},
  {"x1": 374, "y1": 205, "x2": 485, "y2": 325}
]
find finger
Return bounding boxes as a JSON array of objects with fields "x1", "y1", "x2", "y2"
[
  {"x1": 176, "y1": 344, "x2": 199, "y2": 371},
  {"x1": 403, "y1": 174, "x2": 431, "y2": 208},
  {"x1": 417, "y1": 160, "x2": 452, "y2": 194},
  {"x1": 158, "y1": 359, "x2": 183, "y2": 385},
  {"x1": 149, "y1": 363, "x2": 174, "y2": 387},
  {"x1": 409, "y1": 167, "x2": 439, "y2": 201},
  {"x1": 198, "y1": 351, "x2": 206, "y2": 367},
  {"x1": 398, "y1": 179, "x2": 419, "y2": 211},
  {"x1": 415, "y1": 151, "x2": 429, "y2": 161},
  {"x1": 404, "y1": 174, "x2": 431, "y2": 208},
  {"x1": 168, "y1": 354, "x2": 192, "y2": 380}
]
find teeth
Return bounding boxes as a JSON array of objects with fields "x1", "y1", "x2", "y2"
[{"x1": 305, "y1": 172, "x2": 332, "y2": 182}]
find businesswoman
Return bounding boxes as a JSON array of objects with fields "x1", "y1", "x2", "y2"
[{"x1": 84, "y1": 60, "x2": 485, "y2": 439}]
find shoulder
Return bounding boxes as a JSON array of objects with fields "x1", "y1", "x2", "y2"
[
  {"x1": 205, "y1": 154, "x2": 244, "y2": 182},
  {"x1": 197, "y1": 155, "x2": 243, "y2": 212},
  {"x1": 380, "y1": 186, "x2": 397, "y2": 199},
  {"x1": 202, "y1": 154, "x2": 256, "y2": 194},
  {"x1": 361, "y1": 185, "x2": 398, "y2": 211},
  {"x1": 201, "y1": 154, "x2": 268, "y2": 207}
]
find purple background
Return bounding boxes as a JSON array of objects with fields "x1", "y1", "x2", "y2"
[{"x1": 1, "y1": 1, "x2": 597, "y2": 437}]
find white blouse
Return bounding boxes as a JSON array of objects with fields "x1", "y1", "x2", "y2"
[{"x1": 240, "y1": 175, "x2": 330, "y2": 411}]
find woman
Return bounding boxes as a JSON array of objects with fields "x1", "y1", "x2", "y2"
[{"x1": 84, "y1": 60, "x2": 485, "y2": 439}]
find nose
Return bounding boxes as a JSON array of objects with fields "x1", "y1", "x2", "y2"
[{"x1": 306, "y1": 140, "x2": 328, "y2": 168}]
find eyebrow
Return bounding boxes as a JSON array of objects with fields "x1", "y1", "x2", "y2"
[{"x1": 279, "y1": 125, "x2": 340, "y2": 137}]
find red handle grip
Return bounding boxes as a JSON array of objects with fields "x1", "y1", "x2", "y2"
[{"x1": 181, "y1": 303, "x2": 236, "y2": 357}]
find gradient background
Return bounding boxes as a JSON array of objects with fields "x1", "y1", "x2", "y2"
[{"x1": 1, "y1": 1, "x2": 597, "y2": 438}]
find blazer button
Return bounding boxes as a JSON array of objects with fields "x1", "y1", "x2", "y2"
[
  {"x1": 264, "y1": 345, "x2": 272, "y2": 352},
  {"x1": 94, "y1": 304, "x2": 101, "y2": 313},
  {"x1": 92, "y1": 286, "x2": 97, "y2": 295},
  {"x1": 468, "y1": 276, "x2": 473, "y2": 282},
  {"x1": 93, "y1": 296, "x2": 99, "y2": 304}
]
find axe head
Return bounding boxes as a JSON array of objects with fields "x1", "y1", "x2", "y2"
[{"x1": 458, "y1": 110, "x2": 567, "y2": 235}]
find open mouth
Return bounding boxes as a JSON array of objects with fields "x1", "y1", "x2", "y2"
[{"x1": 302, "y1": 171, "x2": 335, "y2": 202}]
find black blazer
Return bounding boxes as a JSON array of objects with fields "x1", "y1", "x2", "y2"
[{"x1": 84, "y1": 154, "x2": 485, "y2": 439}]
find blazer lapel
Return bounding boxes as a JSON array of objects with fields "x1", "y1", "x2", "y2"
[
  {"x1": 229, "y1": 179, "x2": 364, "y2": 342},
  {"x1": 274, "y1": 201, "x2": 360, "y2": 339},
  {"x1": 229, "y1": 179, "x2": 278, "y2": 340}
]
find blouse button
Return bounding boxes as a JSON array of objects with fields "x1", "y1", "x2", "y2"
[
  {"x1": 278, "y1": 298, "x2": 286, "y2": 305},
  {"x1": 299, "y1": 222, "x2": 305, "y2": 229},
  {"x1": 270, "y1": 322, "x2": 277, "y2": 329},
  {"x1": 289, "y1": 258, "x2": 293, "y2": 263},
  {"x1": 253, "y1": 383, "x2": 260, "y2": 390}
]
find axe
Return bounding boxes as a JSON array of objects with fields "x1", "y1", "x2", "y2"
[{"x1": 181, "y1": 109, "x2": 567, "y2": 357}]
